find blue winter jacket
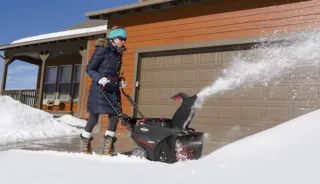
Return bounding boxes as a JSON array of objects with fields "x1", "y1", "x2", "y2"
[{"x1": 86, "y1": 38, "x2": 125, "y2": 115}]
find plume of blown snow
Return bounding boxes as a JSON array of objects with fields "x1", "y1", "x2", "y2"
[{"x1": 195, "y1": 30, "x2": 320, "y2": 108}]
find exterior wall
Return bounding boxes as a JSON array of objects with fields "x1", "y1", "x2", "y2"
[
  {"x1": 82, "y1": 40, "x2": 95, "y2": 120},
  {"x1": 88, "y1": 0, "x2": 320, "y2": 133}
]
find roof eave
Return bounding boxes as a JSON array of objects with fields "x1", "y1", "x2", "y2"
[
  {"x1": 85, "y1": 0, "x2": 176, "y2": 18},
  {"x1": 85, "y1": 0, "x2": 218, "y2": 19},
  {"x1": 0, "y1": 30, "x2": 106, "y2": 51}
]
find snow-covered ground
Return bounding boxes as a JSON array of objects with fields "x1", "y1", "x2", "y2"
[
  {"x1": 0, "y1": 96, "x2": 84, "y2": 146},
  {"x1": 1, "y1": 94, "x2": 320, "y2": 183},
  {"x1": 55, "y1": 114, "x2": 87, "y2": 128}
]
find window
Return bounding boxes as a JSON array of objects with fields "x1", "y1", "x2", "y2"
[
  {"x1": 72, "y1": 64, "x2": 81, "y2": 100},
  {"x1": 43, "y1": 64, "x2": 82, "y2": 101},
  {"x1": 44, "y1": 66, "x2": 57, "y2": 99},
  {"x1": 57, "y1": 65, "x2": 72, "y2": 100}
]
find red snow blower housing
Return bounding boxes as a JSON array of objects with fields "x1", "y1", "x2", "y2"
[{"x1": 99, "y1": 77, "x2": 204, "y2": 163}]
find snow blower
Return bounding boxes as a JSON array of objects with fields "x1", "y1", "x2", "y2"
[{"x1": 99, "y1": 77, "x2": 204, "y2": 164}]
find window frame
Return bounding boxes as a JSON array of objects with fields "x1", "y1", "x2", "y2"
[
  {"x1": 71, "y1": 64, "x2": 82, "y2": 102},
  {"x1": 57, "y1": 64, "x2": 73, "y2": 101},
  {"x1": 43, "y1": 66, "x2": 58, "y2": 100},
  {"x1": 43, "y1": 63, "x2": 82, "y2": 103}
]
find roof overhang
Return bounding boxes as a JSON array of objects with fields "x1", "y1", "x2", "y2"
[
  {"x1": 0, "y1": 25, "x2": 107, "y2": 51},
  {"x1": 86, "y1": 0, "x2": 221, "y2": 19}
]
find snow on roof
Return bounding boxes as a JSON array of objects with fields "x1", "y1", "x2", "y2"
[{"x1": 11, "y1": 24, "x2": 108, "y2": 44}]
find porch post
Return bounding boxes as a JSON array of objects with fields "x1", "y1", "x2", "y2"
[
  {"x1": 37, "y1": 52, "x2": 50, "y2": 109},
  {"x1": 0, "y1": 57, "x2": 13, "y2": 95},
  {"x1": 78, "y1": 46, "x2": 88, "y2": 118},
  {"x1": 36, "y1": 63, "x2": 42, "y2": 89}
]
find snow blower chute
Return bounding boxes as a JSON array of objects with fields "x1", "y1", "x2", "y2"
[{"x1": 99, "y1": 77, "x2": 204, "y2": 163}]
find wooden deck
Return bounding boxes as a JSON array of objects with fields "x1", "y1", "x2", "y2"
[{"x1": 2, "y1": 89, "x2": 40, "y2": 108}]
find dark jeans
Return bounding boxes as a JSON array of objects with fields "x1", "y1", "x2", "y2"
[{"x1": 84, "y1": 113, "x2": 119, "y2": 133}]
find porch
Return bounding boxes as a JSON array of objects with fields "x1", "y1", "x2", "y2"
[{"x1": 0, "y1": 37, "x2": 100, "y2": 118}]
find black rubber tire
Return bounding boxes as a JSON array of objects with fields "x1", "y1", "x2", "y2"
[{"x1": 154, "y1": 137, "x2": 174, "y2": 163}]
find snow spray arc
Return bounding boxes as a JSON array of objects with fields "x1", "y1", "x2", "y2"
[{"x1": 193, "y1": 29, "x2": 320, "y2": 109}]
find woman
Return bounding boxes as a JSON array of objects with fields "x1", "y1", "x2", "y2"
[{"x1": 80, "y1": 26, "x2": 127, "y2": 156}]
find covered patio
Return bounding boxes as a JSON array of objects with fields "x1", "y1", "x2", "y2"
[{"x1": 0, "y1": 20, "x2": 107, "y2": 117}]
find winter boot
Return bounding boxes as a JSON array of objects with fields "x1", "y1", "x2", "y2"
[
  {"x1": 101, "y1": 135, "x2": 117, "y2": 156},
  {"x1": 80, "y1": 134, "x2": 94, "y2": 154}
]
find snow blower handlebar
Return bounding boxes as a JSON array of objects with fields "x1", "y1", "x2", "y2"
[
  {"x1": 120, "y1": 88, "x2": 145, "y2": 118},
  {"x1": 98, "y1": 82, "x2": 133, "y2": 133}
]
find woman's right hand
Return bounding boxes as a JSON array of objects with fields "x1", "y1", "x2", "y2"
[{"x1": 98, "y1": 77, "x2": 109, "y2": 87}]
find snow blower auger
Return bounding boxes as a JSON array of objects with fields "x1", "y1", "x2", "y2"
[{"x1": 99, "y1": 77, "x2": 204, "y2": 164}]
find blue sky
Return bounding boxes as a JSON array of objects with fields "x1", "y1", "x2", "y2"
[{"x1": 0, "y1": 0, "x2": 136, "y2": 89}]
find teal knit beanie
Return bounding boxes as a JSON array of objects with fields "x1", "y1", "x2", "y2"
[{"x1": 108, "y1": 28, "x2": 127, "y2": 39}]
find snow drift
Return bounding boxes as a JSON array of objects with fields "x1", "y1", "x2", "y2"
[
  {"x1": 1, "y1": 107, "x2": 320, "y2": 184},
  {"x1": 0, "y1": 96, "x2": 82, "y2": 146}
]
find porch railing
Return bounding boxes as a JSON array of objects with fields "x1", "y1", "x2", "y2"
[{"x1": 1, "y1": 89, "x2": 40, "y2": 108}]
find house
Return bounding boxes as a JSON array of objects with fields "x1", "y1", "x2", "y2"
[{"x1": 1, "y1": 0, "x2": 320, "y2": 151}]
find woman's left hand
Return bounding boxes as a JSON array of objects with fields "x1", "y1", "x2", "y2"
[{"x1": 120, "y1": 80, "x2": 127, "y2": 88}]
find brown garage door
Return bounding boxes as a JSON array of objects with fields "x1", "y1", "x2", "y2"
[{"x1": 136, "y1": 45, "x2": 320, "y2": 152}]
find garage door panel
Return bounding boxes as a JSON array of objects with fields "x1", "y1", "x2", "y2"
[
  {"x1": 219, "y1": 51, "x2": 239, "y2": 65},
  {"x1": 216, "y1": 89, "x2": 238, "y2": 100},
  {"x1": 239, "y1": 125, "x2": 264, "y2": 139},
  {"x1": 209, "y1": 124, "x2": 242, "y2": 142},
  {"x1": 289, "y1": 65, "x2": 319, "y2": 80},
  {"x1": 139, "y1": 88, "x2": 158, "y2": 100},
  {"x1": 158, "y1": 87, "x2": 176, "y2": 99},
  {"x1": 266, "y1": 86, "x2": 290, "y2": 100},
  {"x1": 290, "y1": 85, "x2": 318, "y2": 100},
  {"x1": 138, "y1": 46, "x2": 320, "y2": 153},
  {"x1": 160, "y1": 55, "x2": 178, "y2": 68},
  {"x1": 142, "y1": 71, "x2": 159, "y2": 83},
  {"x1": 158, "y1": 104, "x2": 178, "y2": 117},
  {"x1": 180, "y1": 54, "x2": 198, "y2": 65},
  {"x1": 199, "y1": 52, "x2": 218, "y2": 65},
  {"x1": 240, "y1": 105, "x2": 262, "y2": 120},
  {"x1": 142, "y1": 57, "x2": 159, "y2": 69},
  {"x1": 240, "y1": 86, "x2": 263, "y2": 100},
  {"x1": 217, "y1": 105, "x2": 237, "y2": 119},
  {"x1": 199, "y1": 68, "x2": 219, "y2": 82},
  {"x1": 178, "y1": 69, "x2": 196, "y2": 82},
  {"x1": 265, "y1": 106, "x2": 289, "y2": 121},
  {"x1": 177, "y1": 87, "x2": 197, "y2": 96},
  {"x1": 292, "y1": 106, "x2": 318, "y2": 118},
  {"x1": 139, "y1": 104, "x2": 157, "y2": 117},
  {"x1": 160, "y1": 70, "x2": 176, "y2": 83},
  {"x1": 195, "y1": 105, "x2": 215, "y2": 119}
]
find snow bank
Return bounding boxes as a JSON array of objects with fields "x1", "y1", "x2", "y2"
[
  {"x1": 1, "y1": 108, "x2": 320, "y2": 184},
  {"x1": 56, "y1": 114, "x2": 86, "y2": 128},
  {"x1": 0, "y1": 96, "x2": 82, "y2": 146},
  {"x1": 11, "y1": 25, "x2": 107, "y2": 44}
]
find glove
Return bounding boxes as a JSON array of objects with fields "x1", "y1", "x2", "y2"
[
  {"x1": 98, "y1": 77, "x2": 109, "y2": 87},
  {"x1": 120, "y1": 80, "x2": 127, "y2": 88}
]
